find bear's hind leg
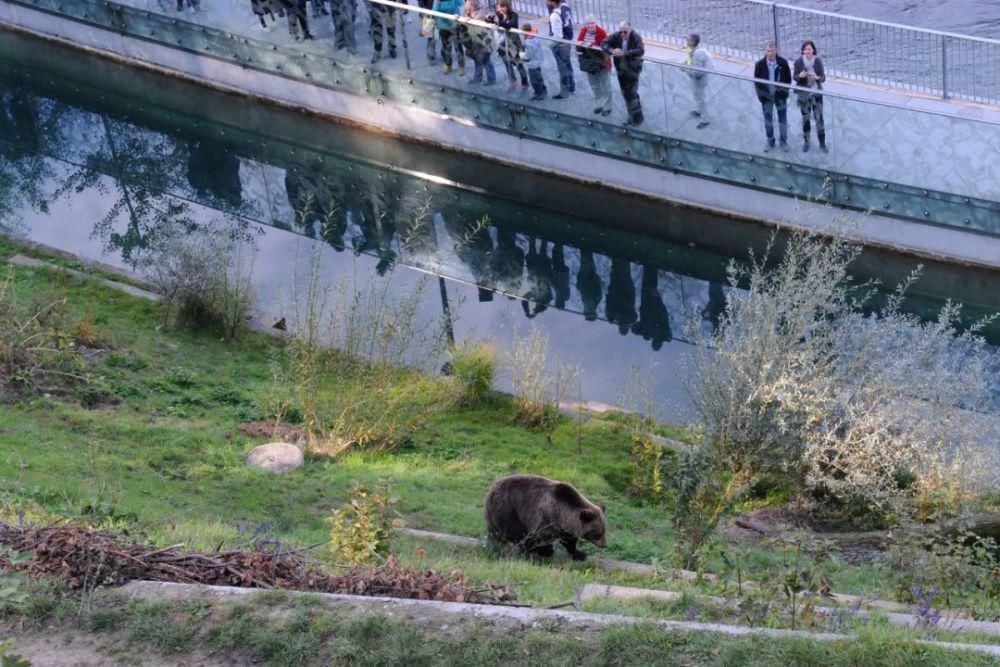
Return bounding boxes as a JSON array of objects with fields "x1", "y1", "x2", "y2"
[{"x1": 561, "y1": 537, "x2": 587, "y2": 561}]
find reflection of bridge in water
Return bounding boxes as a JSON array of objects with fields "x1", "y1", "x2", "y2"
[{"x1": 0, "y1": 42, "x2": 735, "y2": 352}]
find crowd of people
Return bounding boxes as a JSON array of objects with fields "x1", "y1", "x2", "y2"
[{"x1": 238, "y1": 0, "x2": 827, "y2": 147}]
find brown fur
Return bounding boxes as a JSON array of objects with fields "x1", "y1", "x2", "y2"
[{"x1": 484, "y1": 474, "x2": 607, "y2": 561}]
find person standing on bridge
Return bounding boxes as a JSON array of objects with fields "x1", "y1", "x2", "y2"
[
  {"x1": 602, "y1": 21, "x2": 645, "y2": 127},
  {"x1": 367, "y1": 0, "x2": 398, "y2": 63},
  {"x1": 576, "y1": 14, "x2": 612, "y2": 116},
  {"x1": 754, "y1": 40, "x2": 791, "y2": 152},
  {"x1": 685, "y1": 33, "x2": 712, "y2": 130},
  {"x1": 546, "y1": 0, "x2": 575, "y2": 99},
  {"x1": 433, "y1": 0, "x2": 465, "y2": 75},
  {"x1": 793, "y1": 40, "x2": 828, "y2": 153},
  {"x1": 330, "y1": 0, "x2": 357, "y2": 52}
]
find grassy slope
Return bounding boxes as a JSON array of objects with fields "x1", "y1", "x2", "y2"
[{"x1": 1, "y1": 238, "x2": 884, "y2": 610}]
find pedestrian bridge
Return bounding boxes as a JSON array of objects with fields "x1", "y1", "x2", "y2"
[{"x1": 1, "y1": 0, "x2": 998, "y2": 267}]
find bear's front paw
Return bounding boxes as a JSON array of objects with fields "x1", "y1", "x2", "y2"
[{"x1": 571, "y1": 551, "x2": 588, "y2": 562}]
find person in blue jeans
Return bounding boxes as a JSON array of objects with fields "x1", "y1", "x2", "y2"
[
  {"x1": 546, "y1": 0, "x2": 574, "y2": 98},
  {"x1": 753, "y1": 40, "x2": 792, "y2": 152}
]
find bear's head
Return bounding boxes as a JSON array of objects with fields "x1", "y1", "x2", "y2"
[{"x1": 579, "y1": 504, "x2": 607, "y2": 548}]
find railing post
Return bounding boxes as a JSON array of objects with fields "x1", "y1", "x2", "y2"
[
  {"x1": 771, "y1": 3, "x2": 780, "y2": 51},
  {"x1": 941, "y1": 36, "x2": 949, "y2": 99}
]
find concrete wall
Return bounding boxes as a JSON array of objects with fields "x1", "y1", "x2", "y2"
[{"x1": 1, "y1": 2, "x2": 998, "y2": 270}]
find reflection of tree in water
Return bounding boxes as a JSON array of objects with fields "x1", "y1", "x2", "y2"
[
  {"x1": 49, "y1": 119, "x2": 255, "y2": 265},
  {"x1": 0, "y1": 86, "x2": 64, "y2": 229}
]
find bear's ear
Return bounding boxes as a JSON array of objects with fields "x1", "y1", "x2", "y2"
[
  {"x1": 580, "y1": 508, "x2": 599, "y2": 522},
  {"x1": 598, "y1": 501, "x2": 606, "y2": 513}
]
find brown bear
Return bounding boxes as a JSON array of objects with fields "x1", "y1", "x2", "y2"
[{"x1": 484, "y1": 474, "x2": 607, "y2": 561}]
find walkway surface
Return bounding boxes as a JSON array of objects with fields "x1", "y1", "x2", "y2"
[{"x1": 109, "y1": 0, "x2": 1000, "y2": 206}]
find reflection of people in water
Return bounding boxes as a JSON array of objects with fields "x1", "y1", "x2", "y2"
[
  {"x1": 490, "y1": 228, "x2": 525, "y2": 295},
  {"x1": 632, "y1": 266, "x2": 672, "y2": 351},
  {"x1": 353, "y1": 171, "x2": 402, "y2": 275},
  {"x1": 605, "y1": 257, "x2": 637, "y2": 335},
  {"x1": 703, "y1": 280, "x2": 726, "y2": 330},
  {"x1": 284, "y1": 167, "x2": 348, "y2": 250},
  {"x1": 576, "y1": 250, "x2": 602, "y2": 321},
  {"x1": 551, "y1": 243, "x2": 570, "y2": 310},
  {"x1": 521, "y1": 237, "x2": 554, "y2": 319},
  {"x1": 445, "y1": 214, "x2": 495, "y2": 287},
  {"x1": 186, "y1": 139, "x2": 242, "y2": 209}
]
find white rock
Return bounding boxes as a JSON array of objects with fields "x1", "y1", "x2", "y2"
[{"x1": 245, "y1": 442, "x2": 303, "y2": 473}]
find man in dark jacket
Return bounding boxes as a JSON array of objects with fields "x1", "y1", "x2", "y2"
[
  {"x1": 753, "y1": 40, "x2": 791, "y2": 151},
  {"x1": 602, "y1": 21, "x2": 644, "y2": 126}
]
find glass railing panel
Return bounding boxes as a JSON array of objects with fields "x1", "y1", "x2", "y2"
[{"x1": 8, "y1": 0, "x2": 1000, "y2": 235}]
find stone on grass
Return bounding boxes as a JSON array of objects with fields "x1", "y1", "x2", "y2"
[{"x1": 246, "y1": 442, "x2": 303, "y2": 473}]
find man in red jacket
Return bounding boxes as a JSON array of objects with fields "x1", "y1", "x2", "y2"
[{"x1": 576, "y1": 15, "x2": 612, "y2": 116}]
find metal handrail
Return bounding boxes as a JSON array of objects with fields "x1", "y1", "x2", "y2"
[{"x1": 371, "y1": 0, "x2": 1000, "y2": 126}]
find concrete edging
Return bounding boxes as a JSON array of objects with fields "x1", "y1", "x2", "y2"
[{"x1": 118, "y1": 580, "x2": 1000, "y2": 658}]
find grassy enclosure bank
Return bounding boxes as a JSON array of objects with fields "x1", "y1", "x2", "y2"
[
  {"x1": 3, "y1": 235, "x2": 1000, "y2": 666},
  {"x1": 0, "y1": 237, "x2": 696, "y2": 595}
]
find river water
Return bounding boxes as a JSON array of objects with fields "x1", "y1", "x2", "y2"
[{"x1": 1, "y1": 29, "x2": 997, "y2": 417}]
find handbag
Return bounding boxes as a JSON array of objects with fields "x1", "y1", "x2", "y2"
[{"x1": 420, "y1": 16, "x2": 435, "y2": 38}]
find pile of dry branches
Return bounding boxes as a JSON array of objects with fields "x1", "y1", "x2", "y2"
[{"x1": 0, "y1": 522, "x2": 515, "y2": 605}]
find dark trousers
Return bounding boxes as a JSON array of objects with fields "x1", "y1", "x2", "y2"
[
  {"x1": 761, "y1": 97, "x2": 788, "y2": 145},
  {"x1": 618, "y1": 73, "x2": 643, "y2": 123},
  {"x1": 331, "y1": 0, "x2": 356, "y2": 49},
  {"x1": 551, "y1": 43, "x2": 575, "y2": 94},
  {"x1": 799, "y1": 94, "x2": 826, "y2": 146},
  {"x1": 528, "y1": 67, "x2": 547, "y2": 97},
  {"x1": 284, "y1": 0, "x2": 311, "y2": 38},
  {"x1": 503, "y1": 58, "x2": 528, "y2": 85},
  {"x1": 370, "y1": 5, "x2": 397, "y2": 55},
  {"x1": 439, "y1": 29, "x2": 464, "y2": 67}
]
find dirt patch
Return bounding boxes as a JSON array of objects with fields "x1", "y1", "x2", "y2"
[
  {"x1": 237, "y1": 421, "x2": 308, "y2": 444},
  {"x1": 2, "y1": 625, "x2": 220, "y2": 667}
]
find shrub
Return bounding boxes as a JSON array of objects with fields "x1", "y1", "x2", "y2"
[
  {"x1": 0, "y1": 266, "x2": 86, "y2": 395},
  {"x1": 677, "y1": 230, "x2": 1000, "y2": 561},
  {"x1": 507, "y1": 328, "x2": 579, "y2": 432},
  {"x1": 329, "y1": 481, "x2": 399, "y2": 566},
  {"x1": 270, "y1": 241, "x2": 451, "y2": 457},
  {"x1": 142, "y1": 228, "x2": 255, "y2": 340},
  {"x1": 448, "y1": 342, "x2": 496, "y2": 406},
  {"x1": 886, "y1": 530, "x2": 1000, "y2": 620}
]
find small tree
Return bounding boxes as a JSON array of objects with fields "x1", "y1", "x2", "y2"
[{"x1": 676, "y1": 230, "x2": 999, "y2": 563}]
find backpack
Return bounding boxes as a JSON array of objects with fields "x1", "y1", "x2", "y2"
[{"x1": 558, "y1": 4, "x2": 573, "y2": 40}]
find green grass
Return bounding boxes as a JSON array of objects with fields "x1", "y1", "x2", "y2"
[
  {"x1": 0, "y1": 240, "x2": 887, "y2": 609},
  {"x1": 5, "y1": 588, "x2": 995, "y2": 667}
]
